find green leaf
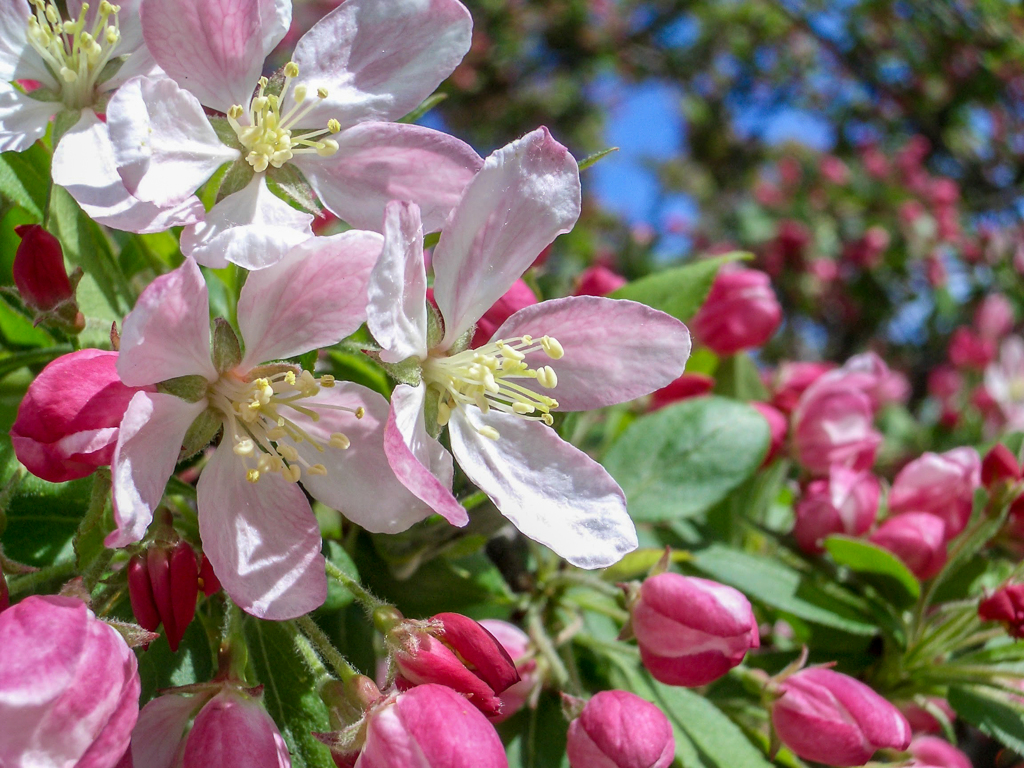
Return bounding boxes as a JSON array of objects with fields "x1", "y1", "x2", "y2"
[
  {"x1": 693, "y1": 545, "x2": 877, "y2": 636},
  {"x1": 245, "y1": 618, "x2": 335, "y2": 768},
  {"x1": 0, "y1": 143, "x2": 51, "y2": 217},
  {"x1": 948, "y1": 685, "x2": 1024, "y2": 755},
  {"x1": 216, "y1": 158, "x2": 256, "y2": 203},
  {"x1": 137, "y1": 617, "x2": 215, "y2": 702},
  {"x1": 714, "y1": 353, "x2": 769, "y2": 401},
  {"x1": 502, "y1": 692, "x2": 570, "y2": 768},
  {"x1": 603, "y1": 397, "x2": 770, "y2": 522},
  {"x1": 577, "y1": 146, "x2": 619, "y2": 171},
  {"x1": 1, "y1": 474, "x2": 93, "y2": 566},
  {"x1": 0, "y1": 299, "x2": 53, "y2": 347},
  {"x1": 608, "y1": 253, "x2": 747, "y2": 322},
  {"x1": 824, "y1": 535, "x2": 920, "y2": 605}
]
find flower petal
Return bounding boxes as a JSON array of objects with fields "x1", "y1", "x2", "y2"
[
  {"x1": 237, "y1": 230, "x2": 382, "y2": 368},
  {"x1": 107, "y1": 392, "x2": 207, "y2": 548},
  {"x1": 52, "y1": 111, "x2": 205, "y2": 234},
  {"x1": 0, "y1": 3, "x2": 53, "y2": 84},
  {"x1": 432, "y1": 127, "x2": 580, "y2": 348},
  {"x1": 139, "y1": 0, "x2": 265, "y2": 113},
  {"x1": 289, "y1": 383, "x2": 436, "y2": 534},
  {"x1": 449, "y1": 408, "x2": 637, "y2": 568},
  {"x1": 131, "y1": 694, "x2": 197, "y2": 768},
  {"x1": 296, "y1": 122, "x2": 481, "y2": 234},
  {"x1": 0, "y1": 81, "x2": 59, "y2": 153},
  {"x1": 260, "y1": 0, "x2": 292, "y2": 56},
  {"x1": 117, "y1": 257, "x2": 217, "y2": 386},
  {"x1": 179, "y1": 176, "x2": 313, "y2": 270},
  {"x1": 108, "y1": 76, "x2": 239, "y2": 207},
  {"x1": 367, "y1": 201, "x2": 429, "y2": 363},
  {"x1": 384, "y1": 383, "x2": 467, "y2": 526},
  {"x1": 491, "y1": 296, "x2": 692, "y2": 411},
  {"x1": 197, "y1": 441, "x2": 327, "y2": 620},
  {"x1": 289, "y1": 0, "x2": 471, "y2": 128}
]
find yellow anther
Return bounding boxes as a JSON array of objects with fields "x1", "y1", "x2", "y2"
[
  {"x1": 536, "y1": 366, "x2": 558, "y2": 389},
  {"x1": 316, "y1": 140, "x2": 339, "y2": 157},
  {"x1": 284, "y1": 465, "x2": 302, "y2": 483},
  {"x1": 478, "y1": 425, "x2": 500, "y2": 441},
  {"x1": 233, "y1": 439, "x2": 255, "y2": 456},
  {"x1": 284, "y1": 61, "x2": 300, "y2": 77},
  {"x1": 258, "y1": 76, "x2": 269, "y2": 88},
  {"x1": 317, "y1": 87, "x2": 329, "y2": 99},
  {"x1": 60, "y1": 67, "x2": 77, "y2": 82},
  {"x1": 328, "y1": 119, "x2": 341, "y2": 133},
  {"x1": 267, "y1": 427, "x2": 286, "y2": 440},
  {"x1": 293, "y1": 84, "x2": 307, "y2": 104},
  {"x1": 437, "y1": 401, "x2": 451, "y2": 427},
  {"x1": 540, "y1": 336, "x2": 564, "y2": 359},
  {"x1": 246, "y1": 469, "x2": 260, "y2": 484},
  {"x1": 280, "y1": 444, "x2": 299, "y2": 462},
  {"x1": 284, "y1": 370, "x2": 297, "y2": 385},
  {"x1": 329, "y1": 433, "x2": 351, "y2": 449},
  {"x1": 541, "y1": 413, "x2": 554, "y2": 426},
  {"x1": 320, "y1": 375, "x2": 336, "y2": 387},
  {"x1": 355, "y1": 407, "x2": 365, "y2": 419},
  {"x1": 308, "y1": 464, "x2": 328, "y2": 476},
  {"x1": 512, "y1": 402, "x2": 535, "y2": 415}
]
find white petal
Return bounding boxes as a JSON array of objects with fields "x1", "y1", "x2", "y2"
[
  {"x1": 449, "y1": 408, "x2": 637, "y2": 568},
  {"x1": 180, "y1": 176, "x2": 313, "y2": 270},
  {"x1": 0, "y1": 2, "x2": 53, "y2": 84},
  {"x1": 0, "y1": 81, "x2": 59, "y2": 152},
  {"x1": 367, "y1": 201, "x2": 428, "y2": 363},
  {"x1": 107, "y1": 76, "x2": 239, "y2": 207},
  {"x1": 107, "y1": 392, "x2": 208, "y2": 548}
]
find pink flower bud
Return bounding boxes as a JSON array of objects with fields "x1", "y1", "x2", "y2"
[
  {"x1": 649, "y1": 373, "x2": 715, "y2": 410},
  {"x1": 575, "y1": 265, "x2": 627, "y2": 297},
  {"x1": 566, "y1": 690, "x2": 674, "y2": 768},
  {"x1": 978, "y1": 584, "x2": 1024, "y2": 638},
  {"x1": 631, "y1": 573, "x2": 759, "y2": 687},
  {"x1": 974, "y1": 294, "x2": 1015, "y2": 340},
  {"x1": 793, "y1": 467, "x2": 880, "y2": 554},
  {"x1": 752, "y1": 402, "x2": 787, "y2": 466},
  {"x1": 691, "y1": 267, "x2": 782, "y2": 355},
  {"x1": 898, "y1": 698, "x2": 955, "y2": 734},
  {"x1": 183, "y1": 688, "x2": 290, "y2": 768},
  {"x1": 771, "y1": 668, "x2": 911, "y2": 767},
  {"x1": 770, "y1": 362, "x2": 834, "y2": 415},
  {"x1": 0, "y1": 595, "x2": 140, "y2": 768},
  {"x1": 792, "y1": 372, "x2": 882, "y2": 476},
  {"x1": 128, "y1": 541, "x2": 200, "y2": 652},
  {"x1": 982, "y1": 443, "x2": 1020, "y2": 488},
  {"x1": 471, "y1": 279, "x2": 537, "y2": 347},
  {"x1": 478, "y1": 619, "x2": 536, "y2": 722},
  {"x1": 907, "y1": 735, "x2": 971, "y2": 768},
  {"x1": 358, "y1": 685, "x2": 508, "y2": 768},
  {"x1": 393, "y1": 613, "x2": 519, "y2": 718},
  {"x1": 888, "y1": 448, "x2": 981, "y2": 540},
  {"x1": 13, "y1": 224, "x2": 75, "y2": 312},
  {"x1": 10, "y1": 349, "x2": 149, "y2": 483},
  {"x1": 869, "y1": 513, "x2": 948, "y2": 581},
  {"x1": 948, "y1": 327, "x2": 995, "y2": 370}
]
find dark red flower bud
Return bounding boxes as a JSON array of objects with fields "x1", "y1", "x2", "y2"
[
  {"x1": 982, "y1": 443, "x2": 1020, "y2": 488},
  {"x1": 0, "y1": 571, "x2": 8, "y2": 614},
  {"x1": 127, "y1": 541, "x2": 200, "y2": 652},
  {"x1": 392, "y1": 612, "x2": 520, "y2": 718},
  {"x1": 649, "y1": 373, "x2": 715, "y2": 410},
  {"x1": 198, "y1": 554, "x2": 222, "y2": 597},
  {"x1": 978, "y1": 585, "x2": 1024, "y2": 638},
  {"x1": 13, "y1": 225, "x2": 74, "y2": 312}
]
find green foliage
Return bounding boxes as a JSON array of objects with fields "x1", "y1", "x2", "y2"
[
  {"x1": 948, "y1": 686, "x2": 1024, "y2": 755},
  {"x1": 609, "y1": 253, "x2": 747, "y2": 323},
  {"x1": 824, "y1": 536, "x2": 920, "y2": 607}
]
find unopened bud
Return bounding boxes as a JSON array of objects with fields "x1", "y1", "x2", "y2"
[
  {"x1": 982, "y1": 443, "x2": 1020, "y2": 488},
  {"x1": 127, "y1": 541, "x2": 201, "y2": 652},
  {"x1": 13, "y1": 225, "x2": 84, "y2": 333},
  {"x1": 566, "y1": 690, "x2": 674, "y2": 768}
]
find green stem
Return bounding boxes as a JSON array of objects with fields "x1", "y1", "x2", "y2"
[
  {"x1": 7, "y1": 558, "x2": 76, "y2": 596},
  {"x1": 296, "y1": 615, "x2": 359, "y2": 682},
  {"x1": 0, "y1": 346, "x2": 73, "y2": 382},
  {"x1": 460, "y1": 490, "x2": 489, "y2": 511},
  {"x1": 546, "y1": 570, "x2": 623, "y2": 599},
  {"x1": 526, "y1": 604, "x2": 569, "y2": 688},
  {"x1": 325, "y1": 560, "x2": 385, "y2": 614},
  {"x1": 291, "y1": 620, "x2": 336, "y2": 687}
]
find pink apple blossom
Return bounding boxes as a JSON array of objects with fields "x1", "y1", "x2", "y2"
[
  {"x1": 907, "y1": 735, "x2": 972, "y2": 768},
  {"x1": 752, "y1": 401, "x2": 787, "y2": 466},
  {"x1": 366, "y1": 128, "x2": 691, "y2": 568},
  {"x1": 105, "y1": 0, "x2": 482, "y2": 269},
  {"x1": 869, "y1": 513, "x2": 948, "y2": 581},
  {"x1": 478, "y1": 619, "x2": 537, "y2": 721},
  {"x1": 888, "y1": 447, "x2": 980, "y2": 540},
  {"x1": 108, "y1": 244, "x2": 432, "y2": 620},
  {"x1": 975, "y1": 293, "x2": 1015, "y2": 340},
  {"x1": 0, "y1": 0, "x2": 205, "y2": 232},
  {"x1": 11, "y1": 348, "x2": 148, "y2": 483},
  {"x1": 0, "y1": 595, "x2": 140, "y2": 768},
  {"x1": 566, "y1": 690, "x2": 675, "y2": 768},
  {"x1": 690, "y1": 266, "x2": 782, "y2": 354},
  {"x1": 574, "y1": 265, "x2": 627, "y2": 297},
  {"x1": 793, "y1": 467, "x2": 880, "y2": 554},
  {"x1": 771, "y1": 668, "x2": 911, "y2": 767}
]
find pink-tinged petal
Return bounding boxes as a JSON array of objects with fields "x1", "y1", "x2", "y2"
[
  {"x1": 367, "y1": 201, "x2": 429, "y2": 363},
  {"x1": 238, "y1": 230, "x2": 383, "y2": 368},
  {"x1": 297, "y1": 122, "x2": 481, "y2": 234},
  {"x1": 491, "y1": 296, "x2": 691, "y2": 411},
  {"x1": 179, "y1": 176, "x2": 314, "y2": 270},
  {"x1": 289, "y1": 0, "x2": 472, "y2": 127},
  {"x1": 107, "y1": 393, "x2": 208, "y2": 548},
  {"x1": 260, "y1": 0, "x2": 291, "y2": 56},
  {"x1": 0, "y1": 81, "x2": 60, "y2": 152},
  {"x1": 52, "y1": 111, "x2": 205, "y2": 234},
  {"x1": 183, "y1": 689, "x2": 290, "y2": 768},
  {"x1": 433, "y1": 128, "x2": 581, "y2": 348},
  {"x1": 108, "y1": 76, "x2": 239, "y2": 207},
  {"x1": 131, "y1": 694, "x2": 197, "y2": 768},
  {"x1": 197, "y1": 441, "x2": 327, "y2": 620},
  {"x1": 289, "y1": 383, "x2": 436, "y2": 534},
  {"x1": 449, "y1": 409, "x2": 637, "y2": 568},
  {"x1": 0, "y1": 3, "x2": 54, "y2": 85},
  {"x1": 384, "y1": 383, "x2": 467, "y2": 526},
  {"x1": 117, "y1": 257, "x2": 217, "y2": 386},
  {"x1": 139, "y1": 0, "x2": 265, "y2": 113}
]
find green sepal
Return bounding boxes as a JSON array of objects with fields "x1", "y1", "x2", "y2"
[
  {"x1": 179, "y1": 408, "x2": 222, "y2": 462},
  {"x1": 216, "y1": 159, "x2": 256, "y2": 204},
  {"x1": 157, "y1": 375, "x2": 210, "y2": 403},
  {"x1": 208, "y1": 116, "x2": 243, "y2": 151},
  {"x1": 267, "y1": 164, "x2": 323, "y2": 216},
  {"x1": 425, "y1": 301, "x2": 444, "y2": 349},
  {"x1": 96, "y1": 56, "x2": 125, "y2": 88},
  {"x1": 381, "y1": 357, "x2": 422, "y2": 387},
  {"x1": 423, "y1": 383, "x2": 443, "y2": 439},
  {"x1": 212, "y1": 317, "x2": 243, "y2": 373}
]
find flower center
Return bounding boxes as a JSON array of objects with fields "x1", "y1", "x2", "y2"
[
  {"x1": 208, "y1": 365, "x2": 361, "y2": 484},
  {"x1": 25, "y1": 0, "x2": 122, "y2": 110},
  {"x1": 422, "y1": 335, "x2": 564, "y2": 440},
  {"x1": 227, "y1": 62, "x2": 341, "y2": 173}
]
